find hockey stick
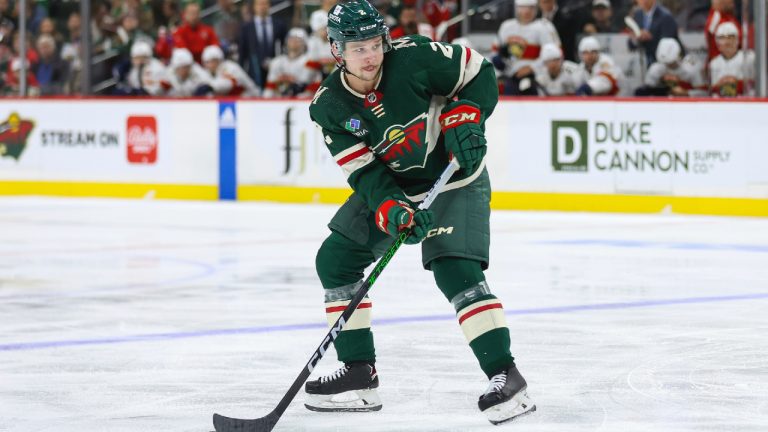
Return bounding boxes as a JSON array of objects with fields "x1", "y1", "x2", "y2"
[{"x1": 212, "y1": 158, "x2": 461, "y2": 432}]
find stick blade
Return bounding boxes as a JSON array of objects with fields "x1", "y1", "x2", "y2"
[{"x1": 212, "y1": 412, "x2": 279, "y2": 432}]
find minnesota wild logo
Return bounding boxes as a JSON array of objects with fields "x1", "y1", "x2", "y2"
[
  {"x1": 0, "y1": 112, "x2": 35, "y2": 161},
  {"x1": 372, "y1": 112, "x2": 428, "y2": 171}
]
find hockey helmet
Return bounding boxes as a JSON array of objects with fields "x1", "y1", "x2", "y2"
[
  {"x1": 326, "y1": 0, "x2": 392, "y2": 54},
  {"x1": 170, "y1": 48, "x2": 194, "y2": 68},
  {"x1": 202, "y1": 45, "x2": 225, "y2": 62},
  {"x1": 715, "y1": 22, "x2": 738, "y2": 38},
  {"x1": 655, "y1": 38, "x2": 681, "y2": 64},
  {"x1": 310, "y1": 10, "x2": 328, "y2": 33},
  {"x1": 130, "y1": 40, "x2": 153, "y2": 58},
  {"x1": 578, "y1": 36, "x2": 601, "y2": 53},
  {"x1": 539, "y1": 43, "x2": 563, "y2": 62},
  {"x1": 515, "y1": 0, "x2": 537, "y2": 7}
]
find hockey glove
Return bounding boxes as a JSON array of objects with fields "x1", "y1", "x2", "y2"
[
  {"x1": 375, "y1": 196, "x2": 434, "y2": 244},
  {"x1": 440, "y1": 100, "x2": 487, "y2": 174}
]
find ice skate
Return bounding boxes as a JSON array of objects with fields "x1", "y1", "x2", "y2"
[
  {"x1": 478, "y1": 365, "x2": 536, "y2": 425},
  {"x1": 305, "y1": 362, "x2": 382, "y2": 412}
]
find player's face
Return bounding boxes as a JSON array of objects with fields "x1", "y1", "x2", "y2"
[
  {"x1": 580, "y1": 50, "x2": 598, "y2": 68},
  {"x1": 175, "y1": 65, "x2": 191, "y2": 80},
  {"x1": 716, "y1": 34, "x2": 738, "y2": 58},
  {"x1": 544, "y1": 58, "x2": 562, "y2": 76},
  {"x1": 203, "y1": 59, "x2": 220, "y2": 73},
  {"x1": 343, "y1": 37, "x2": 384, "y2": 80},
  {"x1": 515, "y1": 6, "x2": 536, "y2": 23}
]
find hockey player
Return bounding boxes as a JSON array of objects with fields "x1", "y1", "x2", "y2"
[
  {"x1": 161, "y1": 48, "x2": 213, "y2": 97},
  {"x1": 263, "y1": 28, "x2": 322, "y2": 98},
  {"x1": 575, "y1": 36, "x2": 623, "y2": 96},
  {"x1": 496, "y1": 0, "x2": 560, "y2": 95},
  {"x1": 636, "y1": 38, "x2": 706, "y2": 97},
  {"x1": 305, "y1": 0, "x2": 535, "y2": 425},
  {"x1": 126, "y1": 40, "x2": 166, "y2": 96},
  {"x1": 534, "y1": 43, "x2": 583, "y2": 96},
  {"x1": 306, "y1": 12, "x2": 336, "y2": 79},
  {"x1": 709, "y1": 22, "x2": 755, "y2": 97},
  {"x1": 201, "y1": 45, "x2": 260, "y2": 96}
]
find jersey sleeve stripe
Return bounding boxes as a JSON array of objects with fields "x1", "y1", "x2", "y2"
[
  {"x1": 334, "y1": 143, "x2": 369, "y2": 165},
  {"x1": 334, "y1": 143, "x2": 375, "y2": 178},
  {"x1": 450, "y1": 47, "x2": 486, "y2": 98}
]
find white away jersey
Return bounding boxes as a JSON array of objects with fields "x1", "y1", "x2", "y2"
[
  {"x1": 162, "y1": 63, "x2": 212, "y2": 97},
  {"x1": 210, "y1": 59, "x2": 260, "y2": 96},
  {"x1": 709, "y1": 50, "x2": 756, "y2": 97},
  {"x1": 580, "y1": 53, "x2": 623, "y2": 95},
  {"x1": 127, "y1": 58, "x2": 166, "y2": 95},
  {"x1": 497, "y1": 18, "x2": 560, "y2": 75},
  {"x1": 645, "y1": 55, "x2": 705, "y2": 94},
  {"x1": 263, "y1": 53, "x2": 322, "y2": 97},
  {"x1": 535, "y1": 60, "x2": 583, "y2": 95}
]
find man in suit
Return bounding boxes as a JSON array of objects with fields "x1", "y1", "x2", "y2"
[
  {"x1": 538, "y1": 0, "x2": 580, "y2": 62},
  {"x1": 629, "y1": 0, "x2": 680, "y2": 66},
  {"x1": 239, "y1": 0, "x2": 288, "y2": 88}
]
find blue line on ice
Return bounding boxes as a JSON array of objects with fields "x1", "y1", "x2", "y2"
[{"x1": 2, "y1": 291, "x2": 767, "y2": 352}]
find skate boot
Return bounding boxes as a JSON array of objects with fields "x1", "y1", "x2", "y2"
[
  {"x1": 478, "y1": 364, "x2": 536, "y2": 425},
  {"x1": 305, "y1": 362, "x2": 382, "y2": 412}
]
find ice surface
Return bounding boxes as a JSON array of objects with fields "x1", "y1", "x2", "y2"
[{"x1": 1, "y1": 197, "x2": 766, "y2": 432}]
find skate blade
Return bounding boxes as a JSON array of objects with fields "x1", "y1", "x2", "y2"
[
  {"x1": 484, "y1": 391, "x2": 536, "y2": 425},
  {"x1": 305, "y1": 388, "x2": 382, "y2": 413}
]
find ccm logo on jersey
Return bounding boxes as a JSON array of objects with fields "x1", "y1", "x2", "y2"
[{"x1": 426, "y1": 226, "x2": 454, "y2": 238}]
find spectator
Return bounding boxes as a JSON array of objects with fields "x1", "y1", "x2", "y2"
[
  {"x1": 306, "y1": 11, "x2": 335, "y2": 79},
  {"x1": 389, "y1": 5, "x2": 434, "y2": 40},
  {"x1": 496, "y1": 0, "x2": 560, "y2": 95},
  {"x1": 5, "y1": 57, "x2": 39, "y2": 96},
  {"x1": 161, "y1": 48, "x2": 213, "y2": 97},
  {"x1": 153, "y1": 0, "x2": 180, "y2": 30},
  {"x1": 704, "y1": 0, "x2": 740, "y2": 63},
  {"x1": 628, "y1": 0, "x2": 680, "y2": 66},
  {"x1": 124, "y1": 40, "x2": 166, "y2": 95},
  {"x1": 635, "y1": 37, "x2": 705, "y2": 96},
  {"x1": 239, "y1": 0, "x2": 288, "y2": 89},
  {"x1": 210, "y1": 0, "x2": 242, "y2": 56},
  {"x1": 33, "y1": 34, "x2": 69, "y2": 95},
  {"x1": 582, "y1": 0, "x2": 623, "y2": 35},
  {"x1": 422, "y1": 0, "x2": 454, "y2": 40},
  {"x1": 262, "y1": 27, "x2": 320, "y2": 98},
  {"x1": 201, "y1": 44, "x2": 260, "y2": 96},
  {"x1": 60, "y1": 12, "x2": 81, "y2": 94},
  {"x1": 156, "y1": 2, "x2": 219, "y2": 63},
  {"x1": 534, "y1": 42, "x2": 583, "y2": 95},
  {"x1": 112, "y1": 13, "x2": 153, "y2": 59},
  {"x1": 575, "y1": 35, "x2": 623, "y2": 95},
  {"x1": 38, "y1": 17, "x2": 63, "y2": 47},
  {"x1": 538, "y1": 0, "x2": 579, "y2": 62},
  {"x1": 709, "y1": 22, "x2": 754, "y2": 97}
]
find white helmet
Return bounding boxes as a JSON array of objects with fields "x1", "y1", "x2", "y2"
[
  {"x1": 655, "y1": 38, "x2": 681, "y2": 64},
  {"x1": 539, "y1": 43, "x2": 563, "y2": 62},
  {"x1": 130, "y1": 40, "x2": 153, "y2": 58},
  {"x1": 515, "y1": 0, "x2": 537, "y2": 6},
  {"x1": 202, "y1": 45, "x2": 224, "y2": 62},
  {"x1": 287, "y1": 27, "x2": 308, "y2": 43},
  {"x1": 715, "y1": 22, "x2": 738, "y2": 38},
  {"x1": 578, "y1": 36, "x2": 601, "y2": 53},
  {"x1": 310, "y1": 10, "x2": 328, "y2": 32},
  {"x1": 170, "y1": 48, "x2": 194, "y2": 68}
]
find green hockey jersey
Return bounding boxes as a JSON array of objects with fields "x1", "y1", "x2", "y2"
[{"x1": 309, "y1": 35, "x2": 498, "y2": 210}]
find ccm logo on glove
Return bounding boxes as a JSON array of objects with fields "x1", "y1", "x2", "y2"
[{"x1": 440, "y1": 105, "x2": 481, "y2": 128}]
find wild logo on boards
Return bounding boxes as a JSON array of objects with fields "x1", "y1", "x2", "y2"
[{"x1": 0, "y1": 112, "x2": 35, "y2": 161}]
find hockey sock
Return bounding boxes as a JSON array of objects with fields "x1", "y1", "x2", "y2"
[
  {"x1": 316, "y1": 231, "x2": 377, "y2": 364},
  {"x1": 432, "y1": 257, "x2": 514, "y2": 378}
]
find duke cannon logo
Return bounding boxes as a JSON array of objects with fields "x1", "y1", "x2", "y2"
[
  {"x1": 0, "y1": 112, "x2": 35, "y2": 161},
  {"x1": 126, "y1": 116, "x2": 158, "y2": 164},
  {"x1": 551, "y1": 121, "x2": 588, "y2": 172},
  {"x1": 552, "y1": 120, "x2": 691, "y2": 173}
]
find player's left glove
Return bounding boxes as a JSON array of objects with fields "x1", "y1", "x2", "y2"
[
  {"x1": 440, "y1": 100, "x2": 487, "y2": 174},
  {"x1": 375, "y1": 195, "x2": 434, "y2": 244}
]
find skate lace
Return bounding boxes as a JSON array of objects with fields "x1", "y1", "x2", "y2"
[
  {"x1": 484, "y1": 372, "x2": 507, "y2": 394},
  {"x1": 319, "y1": 365, "x2": 349, "y2": 384}
]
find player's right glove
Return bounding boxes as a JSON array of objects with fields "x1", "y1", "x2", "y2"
[
  {"x1": 440, "y1": 100, "x2": 487, "y2": 174},
  {"x1": 375, "y1": 195, "x2": 434, "y2": 244}
]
